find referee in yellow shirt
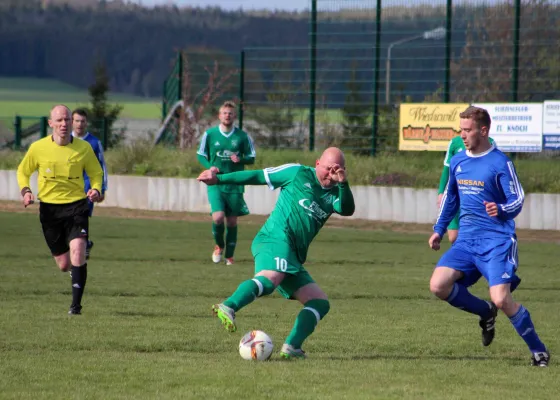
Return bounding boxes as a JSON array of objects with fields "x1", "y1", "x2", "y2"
[{"x1": 17, "y1": 105, "x2": 104, "y2": 315}]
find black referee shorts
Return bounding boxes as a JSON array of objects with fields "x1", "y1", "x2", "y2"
[{"x1": 39, "y1": 199, "x2": 90, "y2": 256}]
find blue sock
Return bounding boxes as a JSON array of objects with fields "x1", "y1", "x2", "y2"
[
  {"x1": 446, "y1": 283, "x2": 493, "y2": 318},
  {"x1": 509, "y1": 305, "x2": 547, "y2": 353}
]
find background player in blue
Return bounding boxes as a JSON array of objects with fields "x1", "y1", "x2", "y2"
[
  {"x1": 72, "y1": 109, "x2": 108, "y2": 259},
  {"x1": 428, "y1": 106, "x2": 549, "y2": 367}
]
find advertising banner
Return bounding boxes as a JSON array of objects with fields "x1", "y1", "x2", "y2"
[
  {"x1": 543, "y1": 101, "x2": 560, "y2": 150},
  {"x1": 399, "y1": 103, "x2": 469, "y2": 151},
  {"x1": 473, "y1": 103, "x2": 543, "y2": 152}
]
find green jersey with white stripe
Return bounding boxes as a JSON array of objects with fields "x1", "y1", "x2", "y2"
[
  {"x1": 197, "y1": 126, "x2": 256, "y2": 193},
  {"x1": 256, "y1": 164, "x2": 344, "y2": 263}
]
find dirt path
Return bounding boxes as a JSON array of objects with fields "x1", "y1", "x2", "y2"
[{"x1": 2, "y1": 200, "x2": 559, "y2": 243}]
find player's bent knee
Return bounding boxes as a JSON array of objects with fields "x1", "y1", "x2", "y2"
[
  {"x1": 69, "y1": 238, "x2": 86, "y2": 265},
  {"x1": 255, "y1": 270, "x2": 284, "y2": 287},
  {"x1": 212, "y1": 212, "x2": 225, "y2": 225},
  {"x1": 54, "y1": 254, "x2": 71, "y2": 272},
  {"x1": 304, "y1": 299, "x2": 330, "y2": 321},
  {"x1": 490, "y1": 293, "x2": 512, "y2": 311},
  {"x1": 489, "y1": 284, "x2": 514, "y2": 311},
  {"x1": 252, "y1": 276, "x2": 276, "y2": 297},
  {"x1": 429, "y1": 278, "x2": 453, "y2": 299}
]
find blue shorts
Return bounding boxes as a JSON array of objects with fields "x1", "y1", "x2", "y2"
[
  {"x1": 436, "y1": 236, "x2": 518, "y2": 287},
  {"x1": 87, "y1": 199, "x2": 94, "y2": 217}
]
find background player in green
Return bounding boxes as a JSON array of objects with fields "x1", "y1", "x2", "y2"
[
  {"x1": 437, "y1": 135, "x2": 495, "y2": 244},
  {"x1": 197, "y1": 101, "x2": 256, "y2": 265},
  {"x1": 197, "y1": 147, "x2": 355, "y2": 359}
]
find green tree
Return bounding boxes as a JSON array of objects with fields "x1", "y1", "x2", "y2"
[
  {"x1": 87, "y1": 60, "x2": 123, "y2": 148},
  {"x1": 341, "y1": 68, "x2": 371, "y2": 155},
  {"x1": 451, "y1": 0, "x2": 560, "y2": 102},
  {"x1": 250, "y1": 61, "x2": 298, "y2": 149}
]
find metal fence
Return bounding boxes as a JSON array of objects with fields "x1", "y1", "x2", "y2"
[
  {"x1": 158, "y1": 50, "x2": 239, "y2": 146},
  {"x1": 1, "y1": 116, "x2": 115, "y2": 151},
  {"x1": 158, "y1": 0, "x2": 558, "y2": 154}
]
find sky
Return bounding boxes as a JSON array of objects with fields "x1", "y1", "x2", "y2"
[
  {"x1": 136, "y1": 0, "x2": 310, "y2": 11},
  {"x1": 135, "y1": 0, "x2": 504, "y2": 13}
]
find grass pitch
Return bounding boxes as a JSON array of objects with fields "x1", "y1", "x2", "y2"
[
  {"x1": 0, "y1": 77, "x2": 160, "y2": 119},
  {"x1": 0, "y1": 207, "x2": 558, "y2": 399}
]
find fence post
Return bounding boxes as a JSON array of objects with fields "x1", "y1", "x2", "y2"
[
  {"x1": 238, "y1": 50, "x2": 245, "y2": 130},
  {"x1": 308, "y1": 0, "x2": 317, "y2": 152},
  {"x1": 512, "y1": 0, "x2": 521, "y2": 102},
  {"x1": 177, "y1": 51, "x2": 183, "y2": 103},
  {"x1": 371, "y1": 0, "x2": 382, "y2": 156},
  {"x1": 14, "y1": 115, "x2": 22, "y2": 150},
  {"x1": 444, "y1": 0, "x2": 452, "y2": 102},
  {"x1": 162, "y1": 78, "x2": 168, "y2": 121},
  {"x1": 102, "y1": 117, "x2": 109, "y2": 150},
  {"x1": 40, "y1": 116, "x2": 48, "y2": 138}
]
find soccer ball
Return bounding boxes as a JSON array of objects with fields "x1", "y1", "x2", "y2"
[{"x1": 238, "y1": 330, "x2": 274, "y2": 361}]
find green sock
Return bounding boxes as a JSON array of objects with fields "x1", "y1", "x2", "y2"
[
  {"x1": 223, "y1": 276, "x2": 276, "y2": 312},
  {"x1": 225, "y1": 226, "x2": 238, "y2": 258},
  {"x1": 223, "y1": 280, "x2": 258, "y2": 311},
  {"x1": 212, "y1": 223, "x2": 225, "y2": 248},
  {"x1": 285, "y1": 299, "x2": 330, "y2": 349}
]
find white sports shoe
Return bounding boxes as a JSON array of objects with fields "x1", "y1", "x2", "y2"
[{"x1": 212, "y1": 245, "x2": 223, "y2": 263}]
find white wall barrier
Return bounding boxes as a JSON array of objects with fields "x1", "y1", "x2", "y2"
[{"x1": 1, "y1": 169, "x2": 559, "y2": 230}]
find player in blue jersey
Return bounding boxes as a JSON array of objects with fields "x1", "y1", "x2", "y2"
[
  {"x1": 429, "y1": 106, "x2": 549, "y2": 367},
  {"x1": 72, "y1": 109, "x2": 108, "y2": 260}
]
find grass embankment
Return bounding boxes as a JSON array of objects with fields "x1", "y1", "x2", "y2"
[{"x1": 2, "y1": 141, "x2": 560, "y2": 192}]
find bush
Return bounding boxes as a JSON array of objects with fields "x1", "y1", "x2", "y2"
[{"x1": 3, "y1": 145, "x2": 560, "y2": 193}]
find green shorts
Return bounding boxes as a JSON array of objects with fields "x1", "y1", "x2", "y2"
[
  {"x1": 207, "y1": 186, "x2": 249, "y2": 217},
  {"x1": 251, "y1": 238, "x2": 315, "y2": 300},
  {"x1": 448, "y1": 213, "x2": 459, "y2": 231}
]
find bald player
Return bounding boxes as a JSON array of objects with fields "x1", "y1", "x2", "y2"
[
  {"x1": 17, "y1": 105, "x2": 103, "y2": 315},
  {"x1": 197, "y1": 147, "x2": 355, "y2": 359}
]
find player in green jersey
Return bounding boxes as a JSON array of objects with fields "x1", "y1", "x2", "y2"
[
  {"x1": 437, "y1": 135, "x2": 495, "y2": 243},
  {"x1": 197, "y1": 101, "x2": 256, "y2": 265},
  {"x1": 197, "y1": 147, "x2": 355, "y2": 359}
]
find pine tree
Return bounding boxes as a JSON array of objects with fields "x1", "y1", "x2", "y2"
[
  {"x1": 87, "y1": 60, "x2": 123, "y2": 148},
  {"x1": 341, "y1": 68, "x2": 371, "y2": 155}
]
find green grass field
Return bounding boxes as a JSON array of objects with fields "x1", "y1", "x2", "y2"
[
  {"x1": 0, "y1": 78, "x2": 160, "y2": 119},
  {"x1": 0, "y1": 208, "x2": 558, "y2": 399}
]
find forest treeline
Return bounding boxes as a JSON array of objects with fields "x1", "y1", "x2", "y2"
[{"x1": 0, "y1": 0, "x2": 557, "y2": 103}]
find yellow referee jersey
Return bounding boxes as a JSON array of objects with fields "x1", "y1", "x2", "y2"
[{"x1": 17, "y1": 135, "x2": 104, "y2": 204}]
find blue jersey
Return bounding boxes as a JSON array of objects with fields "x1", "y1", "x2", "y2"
[
  {"x1": 434, "y1": 144, "x2": 524, "y2": 239},
  {"x1": 72, "y1": 132, "x2": 108, "y2": 194}
]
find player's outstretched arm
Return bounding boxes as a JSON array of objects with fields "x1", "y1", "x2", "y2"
[
  {"x1": 196, "y1": 131, "x2": 213, "y2": 169},
  {"x1": 330, "y1": 165, "x2": 354, "y2": 216},
  {"x1": 437, "y1": 166, "x2": 449, "y2": 205},
  {"x1": 84, "y1": 146, "x2": 103, "y2": 203},
  {"x1": 438, "y1": 139, "x2": 454, "y2": 206},
  {"x1": 433, "y1": 163, "x2": 460, "y2": 238},
  {"x1": 197, "y1": 154, "x2": 212, "y2": 169},
  {"x1": 197, "y1": 169, "x2": 267, "y2": 186},
  {"x1": 334, "y1": 182, "x2": 355, "y2": 216},
  {"x1": 494, "y1": 161, "x2": 525, "y2": 220},
  {"x1": 95, "y1": 140, "x2": 109, "y2": 195},
  {"x1": 17, "y1": 144, "x2": 38, "y2": 207}
]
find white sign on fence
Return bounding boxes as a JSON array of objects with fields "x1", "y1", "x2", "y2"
[
  {"x1": 473, "y1": 103, "x2": 543, "y2": 152},
  {"x1": 543, "y1": 100, "x2": 560, "y2": 150}
]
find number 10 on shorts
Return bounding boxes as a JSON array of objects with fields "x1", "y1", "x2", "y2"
[{"x1": 275, "y1": 257, "x2": 288, "y2": 272}]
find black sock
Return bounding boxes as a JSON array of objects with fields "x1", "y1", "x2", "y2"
[{"x1": 71, "y1": 264, "x2": 88, "y2": 309}]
